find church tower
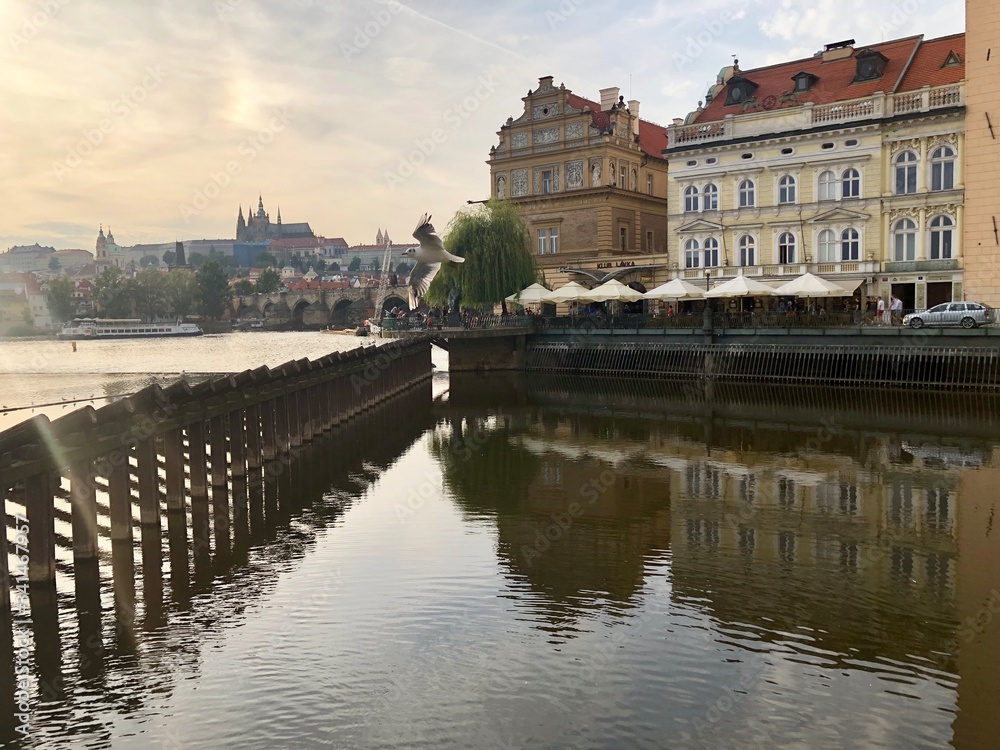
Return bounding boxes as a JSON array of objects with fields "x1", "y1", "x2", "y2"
[
  {"x1": 96, "y1": 225, "x2": 107, "y2": 260},
  {"x1": 237, "y1": 204, "x2": 247, "y2": 242},
  {"x1": 963, "y1": 0, "x2": 1000, "y2": 305}
]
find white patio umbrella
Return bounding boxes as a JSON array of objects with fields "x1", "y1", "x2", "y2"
[
  {"x1": 771, "y1": 272, "x2": 853, "y2": 297},
  {"x1": 584, "y1": 278, "x2": 646, "y2": 302},
  {"x1": 505, "y1": 282, "x2": 551, "y2": 305},
  {"x1": 704, "y1": 275, "x2": 779, "y2": 298},
  {"x1": 541, "y1": 281, "x2": 595, "y2": 304},
  {"x1": 643, "y1": 278, "x2": 706, "y2": 301}
]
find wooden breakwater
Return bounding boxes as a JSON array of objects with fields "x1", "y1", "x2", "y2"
[
  {"x1": 0, "y1": 340, "x2": 431, "y2": 734},
  {"x1": 525, "y1": 341, "x2": 1000, "y2": 390}
]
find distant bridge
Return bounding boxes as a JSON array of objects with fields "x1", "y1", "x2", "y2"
[{"x1": 231, "y1": 289, "x2": 410, "y2": 327}]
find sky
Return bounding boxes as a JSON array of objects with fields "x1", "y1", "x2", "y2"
[{"x1": 1, "y1": 0, "x2": 965, "y2": 253}]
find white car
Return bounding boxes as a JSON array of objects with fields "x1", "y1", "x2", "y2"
[{"x1": 903, "y1": 302, "x2": 994, "y2": 329}]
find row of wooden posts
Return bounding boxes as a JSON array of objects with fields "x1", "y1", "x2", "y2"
[{"x1": 0, "y1": 340, "x2": 433, "y2": 656}]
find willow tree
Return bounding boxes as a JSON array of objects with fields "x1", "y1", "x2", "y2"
[{"x1": 426, "y1": 199, "x2": 537, "y2": 314}]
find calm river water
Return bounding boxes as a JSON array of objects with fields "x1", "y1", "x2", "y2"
[{"x1": 2, "y1": 333, "x2": 1000, "y2": 749}]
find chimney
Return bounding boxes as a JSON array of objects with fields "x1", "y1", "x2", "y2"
[
  {"x1": 628, "y1": 99, "x2": 640, "y2": 136},
  {"x1": 599, "y1": 87, "x2": 620, "y2": 111},
  {"x1": 822, "y1": 38, "x2": 855, "y2": 62}
]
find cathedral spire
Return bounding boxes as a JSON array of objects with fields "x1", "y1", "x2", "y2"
[{"x1": 277, "y1": 205, "x2": 281, "y2": 224}]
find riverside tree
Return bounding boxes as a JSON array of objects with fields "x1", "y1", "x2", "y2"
[
  {"x1": 164, "y1": 269, "x2": 199, "y2": 319},
  {"x1": 92, "y1": 266, "x2": 132, "y2": 317},
  {"x1": 255, "y1": 268, "x2": 281, "y2": 293},
  {"x1": 196, "y1": 259, "x2": 232, "y2": 319},
  {"x1": 426, "y1": 199, "x2": 536, "y2": 314},
  {"x1": 46, "y1": 276, "x2": 76, "y2": 322}
]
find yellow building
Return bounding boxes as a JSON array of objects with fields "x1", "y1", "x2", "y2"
[
  {"x1": 962, "y1": 0, "x2": 1000, "y2": 306},
  {"x1": 488, "y1": 77, "x2": 670, "y2": 291},
  {"x1": 665, "y1": 35, "x2": 966, "y2": 308}
]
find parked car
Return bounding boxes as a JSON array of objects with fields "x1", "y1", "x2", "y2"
[{"x1": 903, "y1": 302, "x2": 994, "y2": 329}]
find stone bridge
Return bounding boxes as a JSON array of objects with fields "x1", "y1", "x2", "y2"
[{"x1": 231, "y1": 289, "x2": 410, "y2": 327}]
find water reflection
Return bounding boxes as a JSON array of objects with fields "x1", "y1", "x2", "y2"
[{"x1": 434, "y1": 373, "x2": 1000, "y2": 748}]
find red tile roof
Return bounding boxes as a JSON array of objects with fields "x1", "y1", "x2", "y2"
[
  {"x1": 693, "y1": 34, "x2": 964, "y2": 124},
  {"x1": 566, "y1": 92, "x2": 670, "y2": 155}
]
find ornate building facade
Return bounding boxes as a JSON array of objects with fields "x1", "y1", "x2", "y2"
[
  {"x1": 489, "y1": 76, "x2": 670, "y2": 290},
  {"x1": 963, "y1": 0, "x2": 1000, "y2": 306},
  {"x1": 664, "y1": 34, "x2": 966, "y2": 308}
]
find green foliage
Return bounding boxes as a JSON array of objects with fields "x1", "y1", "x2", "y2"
[
  {"x1": 48, "y1": 256, "x2": 61, "y2": 271},
  {"x1": 425, "y1": 199, "x2": 536, "y2": 312},
  {"x1": 188, "y1": 251, "x2": 205, "y2": 268},
  {"x1": 396, "y1": 261, "x2": 413, "y2": 275},
  {"x1": 348, "y1": 256, "x2": 362, "y2": 273},
  {"x1": 5, "y1": 324, "x2": 37, "y2": 337},
  {"x1": 133, "y1": 267, "x2": 167, "y2": 320},
  {"x1": 255, "y1": 251, "x2": 277, "y2": 268},
  {"x1": 162, "y1": 250, "x2": 176, "y2": 266},
  {"x1": 92, "y1": 266, "x2": 132, "y2": 317},
  {"x1": 328, "y1": 262, "x2": 341, "y2": 274},
  {"x1": 46, "y1": 275, "x2": 76, "y2": 322},
  {"x1": 232, "y1": 279, "x2": 255, "y2": 296},
  {"x1": 139, "y1": 255, "x2": 159, "y2": 267},
  {"x1": 255, "y1": 268, "x2": 281, "y2": 294},
  {"x1": 196, "y1": 259, "x2": 232, "y2": 319},
  {"x1": 164, "y1": 270, "x2": 199, "y2": 318}
]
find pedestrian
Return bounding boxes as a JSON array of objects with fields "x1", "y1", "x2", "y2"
[
  {"x1": 666, "y1": 304, "x2": 675, "y2": 318},
  {"x1": 877, "y1": 295, "x2": 887, "y2": 325},
  {"x1": 890, "y1": 294, "x2": 903, "y2": 325}
]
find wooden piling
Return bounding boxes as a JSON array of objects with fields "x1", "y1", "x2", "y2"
[
  {"x1": 229, "y1": 408, "x2": 248, "y2": 543},
  {"x1": 209, "y1": 415, "x2": 230, "y2": 556},
  {"x1": 188, "y1": 420, "x2": 212, "y2": 572},
  {"x1": 25, "y1": 471, "x2": 55, "y2": 584}
]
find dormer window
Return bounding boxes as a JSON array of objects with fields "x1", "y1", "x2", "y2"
[
  {"x1": 942, "y1": 50, "x2": 962, "y2": 68},
  {"x1": 725, "y1": 76, "x2": 759, "y2": 106},
  {"x1": 791, "y1": 72, "x2": 818, "y2": 92},
  {"x1": 853, "y1": 49, "x2": 888, "y2": 83}
]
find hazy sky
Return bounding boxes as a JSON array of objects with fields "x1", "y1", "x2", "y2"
[{"x1": 1, "y1": 0, "x2": 964, "y2": 252}]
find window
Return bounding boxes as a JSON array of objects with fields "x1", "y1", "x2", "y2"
[
  {"x1": 930, "y1": 145, "x2": 955, "y2": 191},
  {"x1": 620, "y1": 226, "x2": 627, "y2": 251},
  {"x1": 741, "y1": 152, "x2": 754, "y2": 160},
  {"x1": 537, "y1": 228, "x2": 558, "y2": 255},
  {"x1": 821, "y1": 142, "x2": 835, "y2": 150},
  {"x1": 738, "y1": 179, "x2": 755, "y2": 207},
  {"x1": 842, "y1": 168, "x2": 861, "y2": 198},
  {"x1": 780, "y1": 147, "x2": 794, "y2": 155},
  {"x1": 620, "y1": 165, "x2": 627, "y2": 188},
  {"x1": 646, "y1": 174, "x2": 653, "y2": 195},
  {"x1": 841, "y1": 228, "x2": 860, "y2": 261},
  {"x1": 929, "y1": 215, "x2": 954, "y2": 259},
  {"x1": 778, "y1": 232, "x2": 796, "y2": 264},
  {"x1": 684, "y1": 185, "x2": 700, "y2": 213},
  {"x1": 703, "y1": 183, "x2": 719, "y2": 210},
  {"x1": 684, "y1": 239, "x2": 701, "y2": 268},
  {"x1": 703, "y1": 237, "x2": 720, "y2": 267},
  {"x1": 894, "y1": 151, "x2": 918, "y2": 195},
  {"x1": 706, "y1": 157, "x2": 717, "y2": 165},
  {"x1": 818, "y1": 170, "x2": 837, "y2": 201},
  {"x1": 778, "y1": 175, "x2": 796, "y2": 204},
  {"x1": 818, "y1": 229, "x2": 837, "y2": 262},
  {"x1": 892, "y1": 218, "x2": 917, "y2": 261},
  {"x1": 542, "y1": 170, "x2": 553, "y2": 194},
  {"x1": 646, "y1": 230, "x2": 654, "y2": 252},
  {"x1": 738, "y1": 235, "x2": 756, "y2": 266}
]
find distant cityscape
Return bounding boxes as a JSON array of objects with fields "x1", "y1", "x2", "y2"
[{"x1": 0, "y1": 195, "x2": 417, "y2": 332}]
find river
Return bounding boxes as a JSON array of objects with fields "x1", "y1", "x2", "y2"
[{"x1": 2, "y1": 334, "x2": 999, "y2": 748}]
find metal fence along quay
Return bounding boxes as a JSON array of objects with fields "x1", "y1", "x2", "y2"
[{"x1": 0, "y1": 340, "x2": 432, "y2": 738}]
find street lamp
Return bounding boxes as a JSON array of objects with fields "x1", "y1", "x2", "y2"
[{"x1": 704, "y1": 268, "x2": 712, "y2": 291}]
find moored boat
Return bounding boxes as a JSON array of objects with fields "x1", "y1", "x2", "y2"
[{"x1": 57, "y1": 318, "x2": 204, "y2": 340}]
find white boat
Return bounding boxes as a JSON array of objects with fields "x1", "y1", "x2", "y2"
[{"x1": 58, "y1": 318, "x2": 204, "y2": 340}]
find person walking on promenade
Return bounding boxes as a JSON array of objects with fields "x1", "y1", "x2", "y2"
[
  {"x1": 890, "y1": 294, "x2": 903, "y2": 325},
  {"x1": 877, "y1": 296, "x2": 886, "y2": 326}
]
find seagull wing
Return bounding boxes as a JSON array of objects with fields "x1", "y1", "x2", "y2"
[
  {"x1": 408, "y1": 260, "x2": 441, "y2": 309},
  {"x1": 413, "y1": 213, "x2": 446, "y2": 255}
]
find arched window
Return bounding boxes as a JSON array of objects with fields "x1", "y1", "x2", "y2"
[
  {"x1": 738, "y1": 235, "x2": 756, "y2": 266},
  {"x1": 778, "y1": 175, "x2": 797, "y2": 204},
  {"x1": 684, "y1": 186, "x2": 699, "y2": 213},
  {"x1": 703, "y1": 237, "x2": 720, "y2": 267},
  {"x1": 738, "y1": 179, "x2": 756, "y2": 208},
  {"x1": 894, "y1": 151, "x2": 918, "y2": 195},
  {"x1": 929, "y1": 215, "x2": 954, "y2": 259},
  {"x1": 892, "y1": 218, "x2": 917, "y2": 261},
  {"x1": 703, "y1": 183, "x2": 719, "y2": 210},
  {"x1": 842, "y1": 168, "x2": 861, "y2": 198},
  {"x1": 817, "y1": 229, "x2": 837, "y2": 262},
  {"x1": 841, "y1": 228, "x2": 860, "y2": 261},
  {"x1": 778, "y1": 232, "x2": 796, "y2": 264},
  {"x1": 818, "y1": 170, "x2": 837, "y2": 201},
  {"x1": 684, "y1": 239, "x2": 701, "y2": 268},
  {"x1": 930, "y1": 146, "x2": 955, "y2": 191}
]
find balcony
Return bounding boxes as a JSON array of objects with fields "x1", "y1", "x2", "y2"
[
  {"x1": 882, "y1": 259, "x2": 960, "y2": 273},
  {"x1": 667, "y1": 84, "x2": 964, "y2": 150}
]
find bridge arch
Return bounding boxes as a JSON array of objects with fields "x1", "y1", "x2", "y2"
[
  {"x1": 291, "y1": 298, "x2": 311, "y2": 323},
  {"x1": 330, "y1": 298, "x2": 354, "y2": 326},
  {"x1": 381, "y1": 294, "x2": 409, "y2": 315}
]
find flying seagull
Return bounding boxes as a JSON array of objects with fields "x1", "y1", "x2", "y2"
[{"x1": 405, "y1": 213, "x2": 465, "y2": 309}]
